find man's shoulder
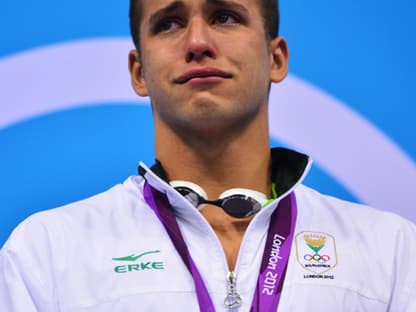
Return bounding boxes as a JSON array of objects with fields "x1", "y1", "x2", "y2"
[
  {"x1": 2, "y1": 176, "x2": 149, "y2": 251},
  {"x1": 284, "y1": 185, "x2": 416, "y2": 310},
  {"x1": 295, "y1": 184, "x2": 416, "y2": 242},
  {"x1": 27, "y1": 176, "x2": 142, "y2": 221},
  {"x1": 291, "y1": 184, "x2": 416, "y2": 308}
]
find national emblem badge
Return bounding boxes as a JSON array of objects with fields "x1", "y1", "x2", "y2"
[{"x1": 295, "y1": 231, "x2": 337, "y2": 275}]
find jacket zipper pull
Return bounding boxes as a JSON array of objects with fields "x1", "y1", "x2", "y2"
[{"x1": 224, "y1": 271, "x2": 242, "y2": 310}]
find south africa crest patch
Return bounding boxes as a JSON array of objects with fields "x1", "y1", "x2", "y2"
[{"x1": 295, "y1": 231, "x2": 337, "y2": 275}]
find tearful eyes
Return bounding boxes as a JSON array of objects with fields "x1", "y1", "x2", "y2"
[
  {"x1": 153, "y1": 12, "x2": 241, "y2": 34},
  {"x1": 213, "y1": 12, "x2": 239, "y2": 25},
  {"x1": 156, "y1": 19, "x2": 182, "y2": 33}
]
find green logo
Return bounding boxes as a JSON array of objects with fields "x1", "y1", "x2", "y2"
[
  {"x1": 112, "y1": 250, "x2": 161, "y2": 262},
  {"x1": 112, "y1": 250, "x2": 165, "y2": 274}
]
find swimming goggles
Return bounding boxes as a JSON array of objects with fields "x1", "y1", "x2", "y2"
[{"x1": 170, "y1": 180, "x2": 268, "y2": 218}]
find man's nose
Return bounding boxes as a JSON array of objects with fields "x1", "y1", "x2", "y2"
[{"x1": 184, "y1": 17, "x2": 217, "y2": 63}]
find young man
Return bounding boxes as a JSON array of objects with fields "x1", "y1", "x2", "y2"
[{"x1": 1, "y1": 0, "x2": 415, "y2": 311}]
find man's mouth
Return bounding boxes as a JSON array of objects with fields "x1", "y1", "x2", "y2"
[{"x1": 174, "y1": 68, "x2": 233, "y2": 84}]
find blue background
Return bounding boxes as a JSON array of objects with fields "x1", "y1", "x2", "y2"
[{"x1": 1, "y1": 0, "x2": 415, "y2": 245}]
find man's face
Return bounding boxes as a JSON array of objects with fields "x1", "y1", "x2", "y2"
[{"x1": 129, "y1": 0, "x2": 288, "y2": 136}]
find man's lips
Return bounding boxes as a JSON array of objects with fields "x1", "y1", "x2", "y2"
[{"x1": 174, "y1": 68, "x2": 233, "y2": 84}]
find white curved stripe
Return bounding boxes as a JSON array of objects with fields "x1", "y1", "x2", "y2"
[
  {"x1": 0, "y1": 38, "x2": 144, "y2": 129},
  {"x1": 269, "y1": 79, "x2": 416, "y2": 221},
  {"x1": 0, "y1": 38, "x2": 415, "y2": 221}
]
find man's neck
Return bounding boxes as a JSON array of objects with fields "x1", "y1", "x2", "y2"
[
  {"x1": 153, "y1": 111, "x2": 271, "y2": 269},
  {"x1": 154, "y1": 116, "x2": 272, "y2": 199}
]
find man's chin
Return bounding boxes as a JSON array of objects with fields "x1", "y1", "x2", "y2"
[{"x1": 172, "y1": 112, "x2": 254, "y2": 140}]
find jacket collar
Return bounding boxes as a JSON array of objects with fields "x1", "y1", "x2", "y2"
[{"x1": 138, "y1": 147, "x2": 312, "y2": 197}]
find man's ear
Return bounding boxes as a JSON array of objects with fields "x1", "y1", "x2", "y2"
[
  {"x1": 269, "y1": 37, "x2": 290, "y2": 83},
  {"x1": 128, "y1": 50, "x2": 149, "y2": 97}
]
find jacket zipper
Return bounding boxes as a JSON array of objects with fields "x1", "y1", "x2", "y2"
[{"x1": 224, "y1": 271, "x2": 242, "y2": 310}]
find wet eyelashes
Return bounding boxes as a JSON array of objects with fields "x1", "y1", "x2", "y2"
[{"x1": 152, "y1": 11, "x2": 243, "y2": 34}]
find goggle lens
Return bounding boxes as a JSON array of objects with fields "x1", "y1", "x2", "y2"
[
  {"x1": 173, "y1": 184, "x2": 264, "y2": 218},
  {"x1": 221, "y1": 195, "x2": 262, "y2": 218}
]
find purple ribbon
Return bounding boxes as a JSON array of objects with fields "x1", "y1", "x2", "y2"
[
  {"x1": 144, "y1": 183, "x2": 215, "y2": 311},
  {"x1": 143, "y1": 182, "x2": 297, "y2": 312},
  {"x1": 250, "y1": 193, "x2": 297, "y2": 311}
]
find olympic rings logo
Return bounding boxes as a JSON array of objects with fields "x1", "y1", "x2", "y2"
[{"x1": 304, "y1": 254, "x2": 331, "y2": 263}]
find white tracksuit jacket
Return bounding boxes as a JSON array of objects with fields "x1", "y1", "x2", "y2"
[{"x1": 1, "y1": 150, "x2": 416, "y2": 311}]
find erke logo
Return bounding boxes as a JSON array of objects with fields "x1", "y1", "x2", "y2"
[{"x1": 112, "y1": 250, "x2": 165, "y2": 273}]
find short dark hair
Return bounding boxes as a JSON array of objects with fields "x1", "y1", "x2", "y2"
[{"x1": 129, "y1": 0, "x2": 280, "y2": 50}]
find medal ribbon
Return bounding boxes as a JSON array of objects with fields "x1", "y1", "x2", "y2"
[
  {"x1": 250, "y1": 189, "x2": 297, "y2": 311},
  {"x1": 143, "y1": 181, "x2": 297, "y2": 312}
]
